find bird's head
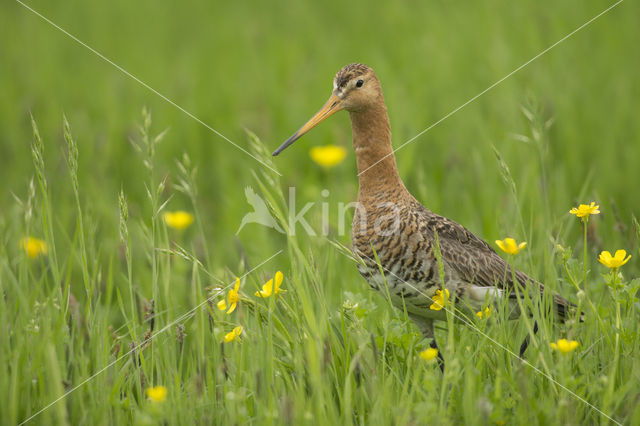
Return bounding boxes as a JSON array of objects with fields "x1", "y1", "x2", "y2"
[{"x1": 272, "y1": 63, "x2": 381, "y2": 156}]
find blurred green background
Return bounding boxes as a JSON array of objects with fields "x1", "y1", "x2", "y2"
[
  {"x1": 1, "y1": 0, "x2": 639, "y2": 423},
  {"x1": 2, "y1": 0, "x2": 638, "y2": 258}
]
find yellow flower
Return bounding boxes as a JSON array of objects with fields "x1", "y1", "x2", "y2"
[
  {"x1": 569, "y1": 202, "x2": 600, "y2": 219},
  {"x1": 429, "y1": 289, "x2": 449, "y2": 311},
  {"x1": 146, "y1": 385, "x2": 167, "y2": 402},
  {"x1": 598, "y1": 250, "x2": 631, "y2": 269},
  {"x1": 550, "y1": 338, "x2": 579, "y2": 354},
  {"x1": 309, "y1": 145, "x2": 347, "y2": 168},
  {"x1": 217, "y1": 278, "x2": 240, "y2": 314},
  {"x1": 476, "y1": 307, "x2": 492, "y2": 319},
  {"x1": 495, "y1": 238, "x2": 527, "y2": 255},
  {"x1": 419, "y1": 348, "x2": 439, "y2": 362},
  {"x1": 20, "y1": 237, "x2": 47, "y2": 259},
  {"x1": 162, "y1": 210, "x2": 194, "y2": 230},
  {"x1": 255, "y1": 271, "x2": 285, "y2": 297},
  {"x1": 224, "y1": 326, "x2": 243, "y2": 343}
]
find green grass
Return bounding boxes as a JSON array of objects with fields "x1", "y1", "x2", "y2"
[{"x1": 1, "y1": 0, "x2": 640, "y2": 424}]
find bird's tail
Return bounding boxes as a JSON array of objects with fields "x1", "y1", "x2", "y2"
[{"x1": 552, "y1": 292, "x2": 584, "y2": 322}]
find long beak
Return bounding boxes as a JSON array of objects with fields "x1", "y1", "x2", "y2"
[{"x1": 272, "y1": 93, "x2": 343, "y2": 156}]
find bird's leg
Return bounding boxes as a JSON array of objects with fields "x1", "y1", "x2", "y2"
[
  {"x1": 429, "y1": 338, "x2": 445, "y2": 372},
  {"x1": 518, "y1": 320, "x2": 539, "y2": 358},
  {"x1": 409, "y1": 314, "x2": 445, "y2": 372}
]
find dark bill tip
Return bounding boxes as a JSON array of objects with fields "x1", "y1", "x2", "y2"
[{"x1": 272, "y1": 132, "x2": 300, "y2": 156}]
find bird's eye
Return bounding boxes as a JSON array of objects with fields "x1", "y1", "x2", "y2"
[{"x1": 356, "y1": 79, "x2": 364, "y2": 88}]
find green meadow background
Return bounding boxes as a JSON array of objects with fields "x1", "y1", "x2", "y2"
[{"x1": 1, "y1": 0, "x2": 639, "y2": 424}]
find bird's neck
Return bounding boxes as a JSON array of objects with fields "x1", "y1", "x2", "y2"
[{"x1": 349, "y1": 103, "x2": 407, "y2": 203}]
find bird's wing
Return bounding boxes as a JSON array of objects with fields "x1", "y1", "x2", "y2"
[
  {"x1": 245, "y1": 186, "x2": 270, "y2": 214},
  {"x1": 410, "y1": 202, "x2": 576, "y2": 318},
  {"x1": 425, "y1": 213, "x2": 535, "y2": 290},
  {"x1": 244, "y1": 186, "x2": 261, "y2": 206},
  {"x1": 434, "y1": 215, "x2": 577, "y2": 318}
]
